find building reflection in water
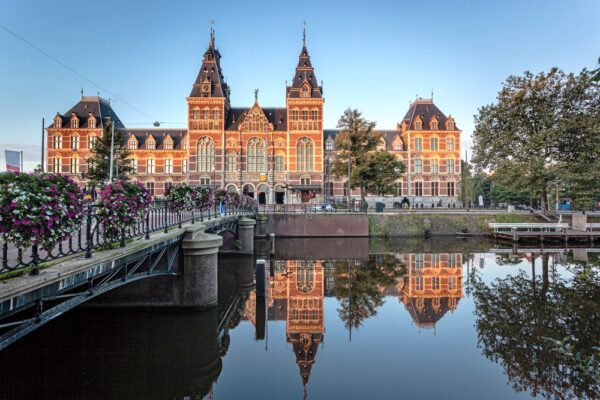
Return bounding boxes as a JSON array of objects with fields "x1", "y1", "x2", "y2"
[{"x1": 244, "y1": 251, "x2": 464, "y2": 397}]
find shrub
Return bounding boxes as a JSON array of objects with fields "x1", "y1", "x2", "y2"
[
  {"x1": 96, "y1": 179, "x2": 152, "y2": 237},
  {"x1": 0, "y1": 172, "x2": 85, "y2": 250},
  {"x1": 191, "y1": 186, "x2": 213, "y2": 210},
  {"x1": 165, "y1": 183, "x2": 194, "y2": 212}
]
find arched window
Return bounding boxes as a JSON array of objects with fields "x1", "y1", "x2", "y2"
[
  {"x1": 446, "y1": 158, "x2": 455, "y2": 174},
  {"x1": 275, "y1": 151, "x2": 285, "y2": 172},
  {"x1": 431, "y1": 157, "x2": 439, "y2": 174},
  {"x1": 53, "y1": 135, "x2": 62, "y2": 149},
  {"x1": 301, "y1": 84, "x2": 310, "y2": 98},
  {"x1": 296, "y1": 259, "x2": 315, "y2": 293},
  {"x1": 192, "y1": 108, "x2": 201, "y2": 120},
  {"x1": 430, "y1": 136, "x2": 439, "y2": 151},
  {"x1": 247, "y1": 137, "x2": 265, "y2": 172},
  {"x1": 446, "y1": 136, "x2": 455, "y2": 150},
  {"x1": 226, "y1": 151, "x2": 237, "y2": 172},
  {"x1": 197, "y1": 136, "x2": 215, "y2": 172},
  {"x1": 414, "y1": 156, "x2": 423, "y2": 174},
  {"x1": 414, "y1": 136, "x2": 423, "y2": 151},
  {"x1": 71, "y1": 135, "x2": 79, "y2": 150},
  {"x1": 297, "y1": 137, "x2": 314, "y2": 172},
  {"x1": 70, "y1": 157, "x2": 79, "y2": 174}
]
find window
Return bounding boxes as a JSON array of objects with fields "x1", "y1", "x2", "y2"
[
  {"x1": 301, "y1": 110, "x2": 308, "y2": 121},
  {"x1": 146, "y1": 182, "x2": 155, "y2": 196},
  {"x1": 414, "y1": 157, "x2": 422, "y2": 174},
  {"x1": 147, "y1": 140, "x2": 155, "y2": 150},
  {"x1": 448, "y1": 253, "x2": 457, "y2": 268},
  {"x1": 129, "y1": 139, "x2": 138, "y2": 149},
  {"x1": 393, "y1": 140, "x2": 402, "y2": 151},
  {"x1": 53, "y1": 158, "x2": 61, "y2": 173},
  {"x1": 53, "y1": 135, "x2": 61, "y2": 149},
  {"x1": 147, "y1": 158, "x2": 155, "y2": 174},
  {"x1": 326, "y1": 141, "x2": 334, "y2": 151},
  {"x1": 204, "y1": 109, "x2": 209, "y2": 120},
  {"x1": 446, "y1": 137, "x2": 454, "y2": 150},
  {"x1": 446, "y1": 158, "x2": 455, "y2": 174},
  {"x1": 415, "y1": 254, "x2": 423, "y2": 269},
  {"x1": 275, "y1": 152, "x2": 285, "y2": 172},
  {"x1": 192, "y1": 109, "x2": 201, "y2": 120},
  {"x1": 197, "y1": 136, "x2": 215, "y2": 172},
  {"x1": 247, "y1": 137, "x2": 265, "y2": 172},
  {"x1": 200, "y1": 177, "x2": 211, "y2": 186},
  {"x1": 432, "y1": 277, "x2": 440, "y2": 290},
  {"x1": 182, "y1": 159, "x2": 188, "y2": 174},
  {"x1": 54, "y1": 117, "x2": 62, "y2": 128},
  {"x1": 431, "y1": 157, "x2": 439, "y2": 174},
  {"x1": 431, "y1": 120, "x2": 438, "y2": 130},
  {"x1": 213, "y1": 109, "x2": 219, "y2": 121},
  {"x1": 292, "y1": 109, "x2": 299, "y2": 121},
  {"x1": 70, "y1": 157, "x2": 79, "y2": 174},
  {"x1": 415, "y1": 181, "x2": 423, "y2": 196},
  {"x1": 447, "y1": 182, "x2": 455, "y2": 197},
  {"x1": 297, "y1": 137, "x2": 314, "y2": 172},
  {"x1": 88, "y1": 118, "x2": 96, "y2": 128},
  {"x1": 71, "y1": 136, "x2": 79, "y2": 150},
  {"x1": 311, "y1": 110, "x2": 318, "y2": 120},
  {"x1": 71, "y1": 118, "x2": 79, "y2": 129},
  {"x1": 414, "y1": 137, "x2": 422, "y2": 151},
  {"x1": 414, "y1": 121, "x2": 422, "y2": 130},
  {"x1": 164, "y1": 140, "x2": 173, "y2": 150},
  {"x1": 300, "y1": 176, "x2": 311, "y2": 185},
  {"x1": 89, "y1": 136, "x2": 97, "y2": 150},
  {"x1": 394, "y1": 182, "x2": 402, "y2": 196},
  {"x1": 165, "y1": 158, "x2": 173, "y2": 174},
  {"x1": 182, "y1": 140, "x2": 188, "y2": 150},
  {"x1": 431, "y1": 181, "x2": 439, "y2": 196},
  {"x1": 431, "y1": 254, "x2": 440, "y2": 268},
  {"x1": 449, "y1": 276, "x2": 457, "y2": 290},
  {"x1": 227, "y1": 152, "x2": 237, "y2": 172},
  {"x1": 131, "y1": 158, "x2": 138, "y2": 172},
  {"x1": 301, "y1": 85, "x2": 310, "y2": 97},
  {"x1": 415, "y1": 276, "x2": 424, "y2": 291},
  {"x1": 447, "y1": 121, "x2": 455, "y2": 130},
  {"x1": 430, "y1": 137, "x2": 438, "y2": 151},
  {"x1": 165, "y1": 182, "x2": 173, "y2": 193}
]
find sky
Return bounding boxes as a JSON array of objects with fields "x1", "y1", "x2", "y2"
[{"x1": 1, "y1": 0, "x2": 598, "y2": 171}]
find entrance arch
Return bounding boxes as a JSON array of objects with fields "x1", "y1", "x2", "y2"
[{"x1": 243, "y1": 184, "x2": 255, "y2": 198}]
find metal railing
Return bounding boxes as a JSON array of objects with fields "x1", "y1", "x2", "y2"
[{"x1": 1, "y1": 200, "x2": 253, "y2": 275}]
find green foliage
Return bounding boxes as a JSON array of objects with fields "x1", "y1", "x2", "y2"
[
  {"x1": 355, "y1": 151, "x2": 403, "y2": 196},
  {"x1": 472, "y1": 67, "x2": 600, "y2": 210},
  {"x1": 85, "y1": 123, "x2": 133, "y2": 187}
]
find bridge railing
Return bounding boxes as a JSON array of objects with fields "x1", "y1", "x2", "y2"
[{"x1": 1, "y1": 200, "x2": 254, "y2": 275}]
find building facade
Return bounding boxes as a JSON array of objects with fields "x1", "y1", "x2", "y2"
[{"x1": 45, "y1": 30, "x2": 460, "y2": 206}]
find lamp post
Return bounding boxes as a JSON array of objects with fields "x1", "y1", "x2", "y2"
[
  {"x1": 347, "y1": 150, "x2": 351, "y2": 211},
  {"x1": 108, "y1": 118, "x2": 115, "y2": 182}
]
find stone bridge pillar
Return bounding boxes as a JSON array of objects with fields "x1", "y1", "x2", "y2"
[
  {"x1": 237, "y1": 217, "x2": 256, "y2": 254},
  {"x1": 181, "y1": 227, "x2": 223, "y2": 309},
  {"x1": 256, "y1": 214, "x2": 268, "y2": 237}
]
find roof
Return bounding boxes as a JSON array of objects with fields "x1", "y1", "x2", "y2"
[
  {"x1": 225, "y1": 106, "x2": 288, "y2": 131},
  {"x1": 404, "y1": 297, "x2": 459, "y2": 328},
  {"x1": 286, "y1": 37, "x2": 322, "y2": 99},
  {"x1": 323, "y1": 129, "x2": 405, "y2": 151},
  {"x1": 48, "y1": 96, "x2": 124, "y2": 129},
  {"x1": 117, "y1": 128, "x2": 187, "y2": 150},
  {"x1": 190, "y1": 29, "x2": 230, "y2": 99},
  {"x1": 402, "y1": 98, "x2": 457, "y2": 131}
]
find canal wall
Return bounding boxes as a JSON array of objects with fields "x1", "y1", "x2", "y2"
[
  {"x1": 368, "y1": 213, "x2": 539, "y2": 237},
  {"x1": 265, "y1": 214, "x2": 369, "y2": 237}
]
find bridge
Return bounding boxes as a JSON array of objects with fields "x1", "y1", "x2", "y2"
[{"x1": 0, "y1": 211, "x2": 256, "y2": 350}]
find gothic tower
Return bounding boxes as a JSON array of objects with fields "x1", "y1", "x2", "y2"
[{"x1": 187, "y1": 28, "x2": 230, "y2": 186}]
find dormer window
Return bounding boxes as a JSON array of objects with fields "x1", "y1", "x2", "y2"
[
  {"x1": 414, "y1": 121, "x2": 422, "y2": 130},
  {"x1": 147, "y1": 140, "x2": 155, "y2": 150},
  {"x1": 431, "y1": 120, "x2": 438, "y2": 130},
  {"x1": 182, "y1": 140, "x2": 188, "y2": 150},
  {"x1": 446, "y1": 120, "x2": 455, "y2": 130},
  {"x1": 54, "y1": 116, "x2": 62, "y2": 128},
  {"x1": 71, "y1": 118, "x2": 79, "y2": 129},
  {"x1": 326, "y1": 140, "x2": 334, "y2": 151},
  {"x1": 164, "y1": 140, "x2": 173, "y2": 150},
  {"x1": 88, "y1": 114, "x2": 96, "y2": 129},
  {"x1": 393, "y1": 140, "x2": 403, "y2": 151},
  {"x1": 301, "y1": 84, "x2": 310, "y2": 98},
  {"x1": 129, "y1": 140, "x2": 138, "y2": 150}
]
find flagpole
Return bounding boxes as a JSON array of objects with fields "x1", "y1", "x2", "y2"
[{"x1": 41, "y1": 118, "x2": 45, "y2": 172}]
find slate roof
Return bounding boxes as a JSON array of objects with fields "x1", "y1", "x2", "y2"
[
  {"x1": 48, "y1": 96, "x2": 125, "y2": 129},
  {"x1": 118, "y1": 129, "x2": 187, "y2": 150},
  {"x1": 404, "y1": 297, "x2": 459, "y2": 329},
  {"x1": 190, "y1": 30, "x2": 230, "y2": 99},
  {"x1": 225, "y1": 107, "x2": 288, "y2": 131},
  {"x1": 402, "y1": 98, "x2": 457, "y2": 131},
  {"x1": 323, "y1": 129, "x2": 405, "y2": 151},
  {"x1": 286, "y1": 37, "x2": 322, "y2": 99}
]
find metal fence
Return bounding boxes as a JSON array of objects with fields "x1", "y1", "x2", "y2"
[{"x1": 1, "y1": 200, "x2": 253, "y2": 275}]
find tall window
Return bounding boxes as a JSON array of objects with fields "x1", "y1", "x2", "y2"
[
  {"x1": 165, "y1": 158, "x2": 173, "y2": 174},
  {"x1": 89, "y1": 135, "x2": 97, "y2": 149},
  {"x1": 131, "y1": 158, "x2": 138, "y2": 172},
  {"x1": 431, "y1": 181, "x2": 439, "y2": 196},
  {"x1": 53, "y1": 135, "x2": 61, "y2": 149},
  {"x1": 414, "y1": 137, "x2": 423, "y2": 151},
  {"x1": 213, "y1": 109, "x2": 219, "y2": 121},
  {"x1": 394, "y1": 182, "x2": 402, "y2": 196},
  {"x1": 247, "y1": 137, "x2": 265, "y2": 172},
  {"x1": 447, "y1": 182, "x2": 455, "y2": 197},
  {"x1": 182, "y1": 140, "x2": 188, "y2": 150},
  {"x1": 448, "y1": 253, "x2": 457, "y2": 268},
  {"x1": 88, "y1": 118, "x2": 96, "y2": 129},
  {"x1": 446, "y1": 137, "x2": 454, "y2": 150},
  {"x1": 71, "y1": 136, "x2": 79, "y2": 150},
  {"x1": 297, "y1": 137, "x2": 314, "y2": 172},
  {"x1": 430, "y1": 137, "x2": 438, "y2": 151},
  {"x1": 415, "y1": 276, "x2": 424, "y2": 291},
  {"x1": 197, "y1": 136, "x2": 215, "y2": 172},
  {"x1": 311, "y1": 110, "x2": 318, "y2": 120},
  {"x1": 227, "y1": 152, "x2": 237, "y2": 172},
  {"x1": 431, "y1": 157, "x2": 439, "y2": 174},
  {"x1": 70, "y1": 157, "x2": 79, "y2": 174},
  {"x1": 204, "y1": 110, "x2": 209, "y2": 120},
  {"x1": 53, "y1": 157, "x2": 61, "y2": 173},
  {"x1": 301, "y1": 110, "x2": 308, "y2": 120},
  {"x1": 71, "y1": 118, "x2": 79, "y2": 129},
  {"x1": 414, "y1": 157, "x2": 422, "y2": 173},
  {"x1": 146, "y1": 182, "x2": 155, "y2": 196},
  {"x1": 192, "y1": 109, "x2": 201, "y2": 120},
  {"x1": 415, "y1": 181, "x2": 423, "y2": 196},
  {"x1": 415, "y1": 254, "x2": 423, "y2": 269},
  {"x1": 432, "y1": 277, "x2": 440, "y2": 290},
  {"x1": 182, "y1": 159, "x2": 188, "y2": 174},
  {"x1": 292, "y1": 109, "x2": 299, "y2": 121},
  {"x1": 446, "y1": 158, "x2": 455, "y2": 173},
  {"x1": 449, "y1": 276, "x2": 457, "y2": 290},
  {"x1": 431, "y1": 121, "x2": 438, "y2": 130},
  {"x1": 275, "y1": 152, "x2": 285, "y2": 172},
  {"x1": 147, "y1": 158, "x2": 155, "y2": 174}
]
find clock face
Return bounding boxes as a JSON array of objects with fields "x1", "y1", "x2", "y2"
[{"x1": 202, "y1": 84, "x2": 210, "y2": 93}]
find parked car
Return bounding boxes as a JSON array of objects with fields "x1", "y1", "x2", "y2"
[{"x1": 309, "y1": 204, "x2": 336, "y2": 213}]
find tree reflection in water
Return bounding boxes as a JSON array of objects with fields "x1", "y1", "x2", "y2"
[
  {"x1": 472, "y1": 254, "x2": 600, "y2": 399},
  {"x1": 334, "y1": 254, "x2": 406, "y2": 332}
]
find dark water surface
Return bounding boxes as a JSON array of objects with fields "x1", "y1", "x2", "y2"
[{"x1": 0, "y1": 238, "x2": 598, "y2": 400}]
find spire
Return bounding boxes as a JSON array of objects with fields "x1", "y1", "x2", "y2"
[
  {"x1": 287, "y1": 24, "x2": 322, "y2": 99},
  {"x1": 303, "y1": 20, "x2": 306, "y2": 47},
  {"x1": 209, "y1": 20, "x2": 215, "y2": 48},
  {"x1": 189, "y1": 25, "x2": 229, "y2": 99},
  {"x1": 254, "y1": 88, "x2": 259, "y2": 103}
]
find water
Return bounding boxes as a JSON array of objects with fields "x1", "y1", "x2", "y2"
[{"x1": 0, "y1": 238, "x2": 598, "y2": 400}]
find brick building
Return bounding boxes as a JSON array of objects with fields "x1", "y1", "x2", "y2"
[{"x1": 45, "y1": 29, "x2": 461, "y2": 206}]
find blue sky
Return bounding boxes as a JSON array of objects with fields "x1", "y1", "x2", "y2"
[{"x1": 1, "y1": 0, "x2": 598, "y2": 170}]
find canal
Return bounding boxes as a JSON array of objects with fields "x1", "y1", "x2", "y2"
[{"x1": 0, "y1": 237, "x2": 598, "y2": 400}]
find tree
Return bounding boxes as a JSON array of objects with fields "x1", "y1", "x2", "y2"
[
  {"x1": 84, "y1": 121, "x2": 133, "y2": 187},
  {"x1": 332, "y1": 109, "x2": 380, "y2": 203},
  {"x1": 473, "y1": 68, "x2": 600, "y2": 211},
  {"x1": 354, "y1": 151, "x2": 404, "y2": 196}
]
